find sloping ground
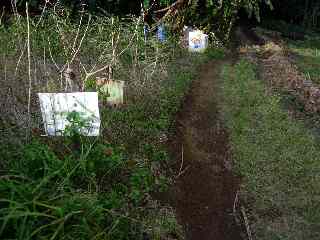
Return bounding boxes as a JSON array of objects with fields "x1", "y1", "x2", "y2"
[
  {"x1": 243, "y1": 28, "x2": 320, "y2": 114},
  {"x1": 220, "y1": 27, "x2": 320, "y2": 239},
  {"x1": 168, "y1": 60, "x2": 242, "y2": 240},
  {"x1": 222, "y1": 59, "x2": 320, "y2": 239}
]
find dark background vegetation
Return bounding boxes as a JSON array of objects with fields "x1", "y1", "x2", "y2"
[
  {"x1": 0, "y1": 0, "x2": 142, "y2": 15},
  {"x1": 1, "y1": 0, "x2": 320, "y2": 29}
]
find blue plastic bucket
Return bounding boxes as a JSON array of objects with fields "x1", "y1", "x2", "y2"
[{"x1": 157, "y1": 24, "x2": 166, "y2": 42}]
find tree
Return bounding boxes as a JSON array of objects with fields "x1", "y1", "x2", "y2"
[{"x1": 144, "y1": 0, "x2": 273, "y2": 39}]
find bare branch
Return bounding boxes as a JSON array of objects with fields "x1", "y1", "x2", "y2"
[
  {"x1": 26, "y1": 2, "x2": 32, "y2": 138},
  {"x1": 0, "y1": 6, "x2": 5, "y2": 25},
  {"x1": 83, "y1": 17, "x2": 141, "y2": 86},
  {"x1": 71, "y1": 8, "x2": 85, "y2": 54},
  {"x1": 154, "y1": 0, "x2": 185, "y2": 14},
  {"x1": 70, "y1": 14, "x2": 92, "y2": 65}
]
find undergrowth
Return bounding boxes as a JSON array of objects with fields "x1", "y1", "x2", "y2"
[
  {"x1": 0, "y1": 52, "x2": 213, "y2": 239},
  {"x1": 0, "y1": 56, "x2": 201, "y2": 240},
  {"x1": 0, "y1": 7, "x2": 221, "y2": 239},
  {"x1": 221, "y1": 60, "x2": 320, "y2": 239}
]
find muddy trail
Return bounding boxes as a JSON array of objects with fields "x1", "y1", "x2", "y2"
[{"x1": 169, "y1": 60, "x2": 242, "y2": 240}]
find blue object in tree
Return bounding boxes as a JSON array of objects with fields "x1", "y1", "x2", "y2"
[
  {"x1": 157, "y1": 24, "x2": 166, "y2": 42},
  {"x1": 144, "y1": 25, "x2": 149, "y2": 42}
]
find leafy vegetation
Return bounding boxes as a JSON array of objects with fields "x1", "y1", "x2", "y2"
[
  {"x1": 0, "y1": 6, "x2": 221, "y2": 239},
  {"x1": 2, "y1": 0, "x2": 320, "y2": 239},
  {"x1": 142, "y1": 0, "x2": 274, "y2": 39},
  {"x1": 1, "y1": 0, "x2": 275, "y2": 40},
  {"x1": 221, "y1": 60, "x2": 320, "y2": 239},
  {"x1": 0, "y1": 49, "x2": 210, "y2": 238},
  {"x1": 0, "y1": 59, "x2": 193, "y2": 238}
]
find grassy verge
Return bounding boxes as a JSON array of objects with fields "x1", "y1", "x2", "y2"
[
  {"x1": 221, "y1": 60, "x2": 320, "y2": 239},
  {"x1": 288, "y1": 37, "x2": 320, "y2": 85}
]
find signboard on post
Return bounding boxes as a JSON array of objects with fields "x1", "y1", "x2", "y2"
[
  {"x1": 189, "y1": 30, "x2": 208, "y2": 53},
  {"x1": 38, "y1": 92, "x2": 100, "y2": 136},
  {"x1": 97, "y1": 78, "x2": 125, "y2": 106}
]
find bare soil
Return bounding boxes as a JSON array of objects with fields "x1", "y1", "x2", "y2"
[{"x1": 168, "y1": 60, "x2": 242, "y2": 240}]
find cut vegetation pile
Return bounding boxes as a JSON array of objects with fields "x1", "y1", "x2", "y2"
[{"x1": 241, "y1": 28, "x2": 320, "y2": 114}]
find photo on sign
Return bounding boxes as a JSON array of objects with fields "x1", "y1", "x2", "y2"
[{"x1": 189, "y1": 30, "x2": 208, "y2": 53}]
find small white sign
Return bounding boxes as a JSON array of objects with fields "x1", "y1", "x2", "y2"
[
  {"x1": 38, "y1": 92, "x2": 100, "y2": 136},
  {"x1": 97, "y1": 78, "x2": 125, "y2": 106},
  {"x1": 189, "y1": 30, "x2": 208, "y2": 53}
]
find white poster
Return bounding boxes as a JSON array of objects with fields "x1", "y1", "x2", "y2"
[
  {"x1": 189, "y1": 30, "x2": 208, "y2": 53},
  {"x1": 38, "y1": 92, "x2": 100, "y2": 136},
  {"x1": 98, "y1": 78, "x2": 125, "y2": 106}
]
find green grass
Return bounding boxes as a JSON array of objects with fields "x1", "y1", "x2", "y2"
[
  {"x1": 221, "y1": 60, "x2": 320, "y2": 239},
  {"x1": 288, "y1": 37, "x2": 320, "y2": 84}
]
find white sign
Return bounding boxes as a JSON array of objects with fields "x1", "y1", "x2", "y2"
[
  {"x1": 189, "y1": 30, "x2": 208, "y2": 53},
  {"x1": 38, "y1": 92, "x2": 100, "y2": 136},
  {"x1": 97, "y1": 78, "x2": 125, "y2": 106}
]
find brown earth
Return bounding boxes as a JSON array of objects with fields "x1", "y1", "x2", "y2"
[{"x1": 168, "y1": 60, "x2": 242, "y2": 240}]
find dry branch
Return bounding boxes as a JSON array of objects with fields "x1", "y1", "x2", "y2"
[
  {"x1": 26, "y1": 2, "x2": 32, "y2": 138},
  {"x1": 241, "y1": 206, "x2": 253, "y2": 240},
  {"x1": 154, "y1": 0, "x2": 185, "y2": 14}
]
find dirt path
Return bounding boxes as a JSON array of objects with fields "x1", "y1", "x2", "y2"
[{"x1": 169, "y1": 60, "x2": 242, "y2": 240}]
